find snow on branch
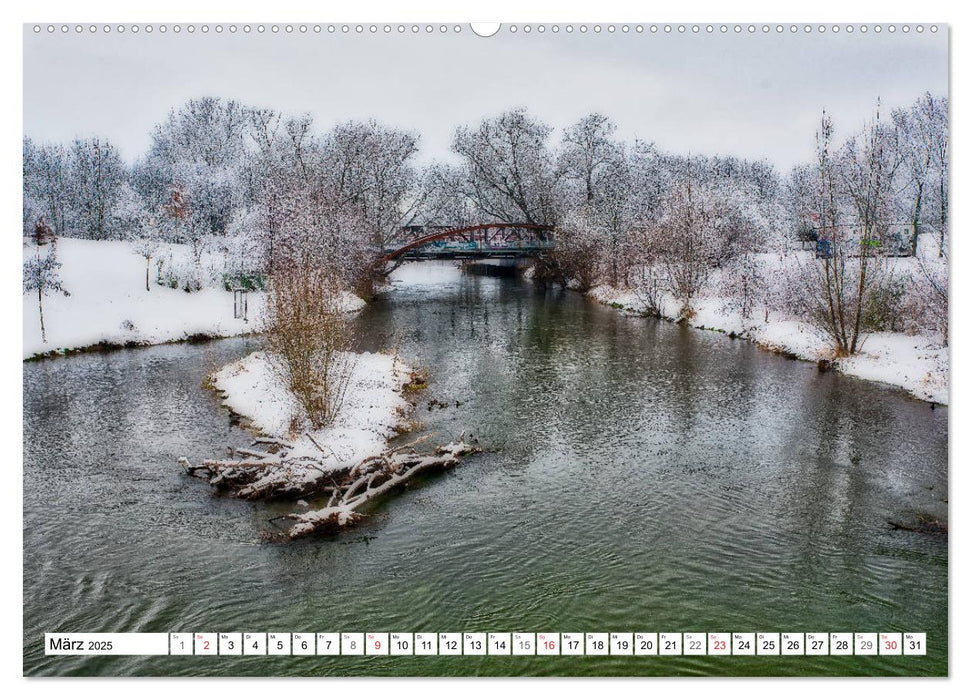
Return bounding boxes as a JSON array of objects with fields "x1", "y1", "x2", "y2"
[{"x1": 179, "y1": 436, "x2": 479, "y2": 537}]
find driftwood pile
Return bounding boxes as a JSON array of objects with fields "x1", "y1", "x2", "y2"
[
  {"x1": 178, "y1": 436, "x2": 318, "y2": 500},
  {"x1": 271, "y1": 439, "x2": 477, "y2": 539},
  {"x1": 179, "y1": 436, "x2": 478, "y2": 540}
]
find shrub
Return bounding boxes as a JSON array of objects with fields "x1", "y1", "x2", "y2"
[
  {"x1": 222, "y1": 271, "x2": 266, "y2": 292},
  {"x1": 158, "y1": 254, "x2": 207, "y2": 293},
  {"x1": 861, "y1": 274, "x2": 907, "y2": 333},
  {"x1": 264, "y1": 265, "x2": 356, "y2": 431}
]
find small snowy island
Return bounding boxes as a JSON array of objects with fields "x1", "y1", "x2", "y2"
[
  {"x1": 181, "y1": 350, "x2": 478, "y2": 539},
  {"x1": 209, "y1": 349, "x2": 415, "y2": 490}
]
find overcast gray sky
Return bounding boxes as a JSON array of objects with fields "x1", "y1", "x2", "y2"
[{"x1": 23, "y1": 25, "x2": 948, "y2": 172}]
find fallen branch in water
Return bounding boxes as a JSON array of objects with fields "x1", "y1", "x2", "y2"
[
  {"x1": 179, "y1": 435, "x2": 479, "y2": 531},
  {"x1": 179, "y1": 430, "x2": 352, "y2": 500},
  {"x1": 887, "y1": 517, "x2": 948, "y2": 535},
  {"x1": 268, "y1": 439, "x2": 479, "y2": 539}
]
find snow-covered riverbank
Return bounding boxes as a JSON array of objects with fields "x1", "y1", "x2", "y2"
[
  {"x1": 207, "y1": 350, "x2": 413, "y2": 497},
  {"x1": 22, "y1": 238, "x2": 364, "y2": 360},
  {"x1": 22, "y1": 238, "x2": 266, "y2": 359},
  {"x1": 589, "y1": 284, "x2": 948, "y2": 405}
]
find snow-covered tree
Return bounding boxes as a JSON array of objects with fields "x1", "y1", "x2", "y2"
[
  {"x1": 594, "y1": 152, "x2": 640, "y2": 286},
  {"x1": 414, "y1": 163, "x2": 477, "y2": 228},
  {"x1": 651, "y1": 163, "x2": 759, "y2": 319},
  {"x1": 324, "y1": 119, "x2": 421, "y2": 250},
  {"x1": 25, "y1": 135, "x2": 139, "y2": 242},
  {"x1": 893, "y1": 99, "x2": 933, "y2": 255},
  {"x1": 921, "y1": 94, "x2": 949, "y2": 256},
  {"x1": 452, "y1": 108, "x2": 557, "y2": 225},
  {"x1": 558, "y1": 113, "x2": 622, "y2": 205},
  {"x1": 66, "y1": 137, "x2": 126, "y2": 239},
  {"x1": 104, "y1": 181, "x2": 162, "y2": 291},
  {"x1": 557, "y1": 115, "x2": 635, "y2": 287},
  {"x1": 787, "y1": 108, "x2": 898, "y2": 355},
  {"x1": 24, "y1": 240, "x2": 70, "y2": 343},
  {"x1": 549, "y1": 205, "x2": 610, "y2": 291},
  {"x1": 240, "y1": 110, "x2": 296, "y2": 274},
  {"x1": 23, "y1": 138, "x2": 70, "y2": 237},
  {"x1": 137, "y1": 98, "x2": 249, "y2": 237},
  {"x1": 628, "y1": 141, "x2": 669, "y2": 223},
  {"x1": 910, "y1": 251, "x2": 948, "y2": 344},
  {"x1": 838, "y1": 102, "x2": 901, "y2": 244},
  {"x1": 131, "y1": 233, "x2": 162, "y2": 292},
  {"x1": 23, "y1": 138, "x2": 45, "y2": 237},
  {"x1": 242, "y1": 114, "x2": 421, "y2": 294},
  {"x1": 720, "y1": 254, "x2": 769, "y2": 323}
]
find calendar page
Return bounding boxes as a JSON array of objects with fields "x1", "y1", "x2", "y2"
[{"x1": 21, "y1": 15, "x2": 949, "y2": 679}]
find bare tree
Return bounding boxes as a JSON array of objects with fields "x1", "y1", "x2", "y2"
[
  {"x1": 838, "y1": 101, "x2": 900, "y2": 350},
  {"x1": 926, "y1": 95, "x2": 949, "y2": 257},
  {"x1": 909, "y1": 250, "x2": 948, "y2": 345},
  {"x1": 791, "y1": 108, "x2": 896, "y2": 355},
  {"x1": 557, "y1": 115, "x2": 635, "y2": 287},
  {"x1": 265, "y1": 262, "x2": 356, "y2": 431},
  {"x1": 628, "y1": 227, "x2": 665, "y2": 317},
  {"x1": 559, "y1": 113, "x2": 620, "y2": 205},
  {"x1": 596, "y1": 154, "x2": 637, "y2": 287},
  {"x1": 652, "y1": 166, "x2": 755, "y2": 319},
  {"x1": 551, "y1": 206, "x2": 608, "y2": 291},
  {"x1": 720, "y1": 253, "x2": 768, "y2": 323},
  {"x1": 264, "y1": 183, "x2": 360, "y2": 429},
  {"x1": 792, "y1": 112, "x2": 856, "y2": 354},
  {"x1": 452, "y1": 108, "x2": 557, "y2": 225}
]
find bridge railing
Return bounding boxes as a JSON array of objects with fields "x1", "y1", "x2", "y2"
[{"x1": 379, "y1": 223, "x2": 556, "y2": 264}]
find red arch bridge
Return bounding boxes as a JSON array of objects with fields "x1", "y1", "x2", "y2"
[{"x1": 379, "y1": 223, "x2": 555, "y2": 265}]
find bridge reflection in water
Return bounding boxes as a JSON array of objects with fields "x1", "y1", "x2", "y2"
[{"x1": 380, "y1": 222, "x2": 555, "y2": 264}]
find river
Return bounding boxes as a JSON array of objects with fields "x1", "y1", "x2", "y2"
[{"x1": 23, "y1": 262, "x2": 948, "y2": 676}]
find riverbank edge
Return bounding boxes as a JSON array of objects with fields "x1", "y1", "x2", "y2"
[
  {"x1": 584, "y1": 281, "x2": 948, "y2": 406},
  {"x1": 22, "y1": 291, "x2": 366, "y2": 362},
  {"x1": 23, "y1": 329, "x2": 261, "y2": 362}
]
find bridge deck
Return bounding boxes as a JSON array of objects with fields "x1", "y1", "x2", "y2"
[{"x1": 380, "y1": 222, "x2": 555, "y2": 265}]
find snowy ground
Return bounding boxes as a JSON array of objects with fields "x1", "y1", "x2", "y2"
[
  {"x1": 589, "y1": 282, "x2": 948, "y2": 405},
  {"x1": 22, "y1": 238, "x2": 364, "y2": 360},
  {"x1": 210, "y1": 350, "x2": 413, "y2": 488}
]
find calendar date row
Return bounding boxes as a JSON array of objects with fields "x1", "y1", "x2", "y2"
[{"x1": 46, "y1": 632, "x2": 926, "y2": 657}]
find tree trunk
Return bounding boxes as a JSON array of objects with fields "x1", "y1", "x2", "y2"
[
  {"x1": 145, "y1": 257, "x2": 151, "y2": 292},
  {"x1": 911, "y1": 182, "x2": 922, "y2": 257},
  {"x1": 612, "y1": 230, "x2": 622, "y2": 288},
  {"x1": 939, "y1": 179, "x2": 947, "y2": 257},
  {"x1": 38, "y1": 288, "x2": 47, "y2": 344}
]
